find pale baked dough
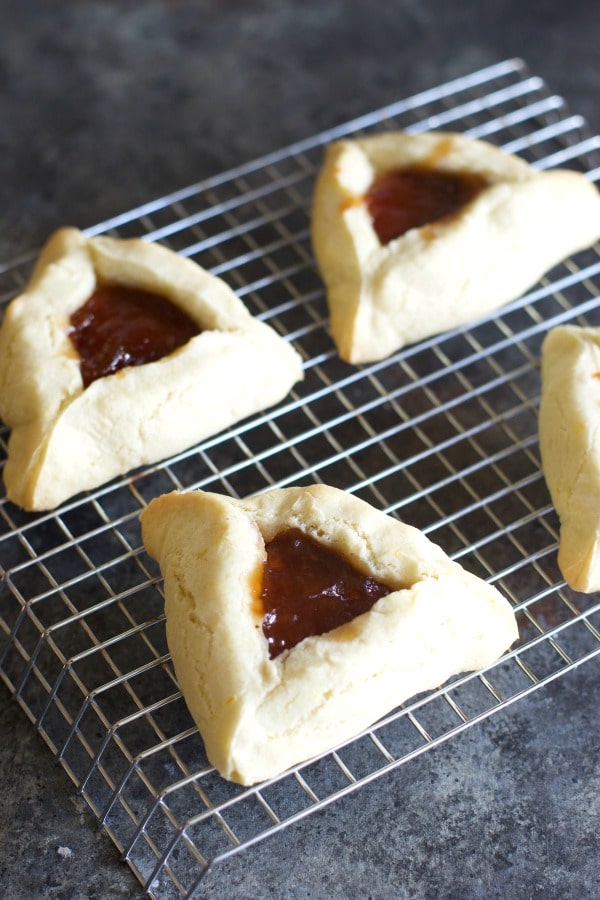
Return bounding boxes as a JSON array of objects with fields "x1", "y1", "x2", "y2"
[
  {"x1": 311, "y1": 131, "x2": 600, "y2": 363},
  {"x1": 0, "y1": 228, "x2": 303, "y2": 510},
  {"x1": 140, "y1": 484, "x2": 518, "y2": 785},
  {"x1": 539, "y1": 324, "x2": 600, "y2": 592}
]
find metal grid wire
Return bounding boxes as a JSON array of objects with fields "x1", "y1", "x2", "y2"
[{"x1": 1, "y1": 58, "x2": 600, "y2": 897}]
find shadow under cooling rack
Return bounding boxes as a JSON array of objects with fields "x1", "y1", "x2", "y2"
[{"x1": 1, "y1": 58, "x2": 600, "y2": 898}]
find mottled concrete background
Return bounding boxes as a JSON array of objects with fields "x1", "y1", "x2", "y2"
[{"x1": 0, "y1": 1, "x2": 599, "y2": 897}]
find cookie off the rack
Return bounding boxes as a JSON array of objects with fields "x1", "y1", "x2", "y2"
[
  {"x1": 140, "y1": 483, "x2": 518, "y2": 785},
  {"x1": 0, "y1": 228, "x2": 303, "y2": 511},
  {"x1": 311, "y1": 130, "x2": 600, "y2": 364}
]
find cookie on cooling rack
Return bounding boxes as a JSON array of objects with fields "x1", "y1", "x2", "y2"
[
  {"x1": 311, "y1": 130, "x2": 600, "y2": 364},
  {"x1": 140, "y1": 483, "x2": 518, "y2": 785},
  {"x1": 539, "y1": 324, "x2": 600, "y2": 592},
  {"x1": 0, "y1": 227, "x2": 303, "y2": 511}
]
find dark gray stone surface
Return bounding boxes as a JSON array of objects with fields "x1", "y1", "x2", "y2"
[{"x1": 0, "y1": 1, "x2": 599, "y2": 897}]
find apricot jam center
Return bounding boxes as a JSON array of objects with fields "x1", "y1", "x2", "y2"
[
  {"x1": 260, "y1": 527, "x2": 391, "y2": 659},
  {"x1": 69, "y1": 282, "x2": 200, "y2": 387},
  {"x1": 364, "y1": 166, "x2": 489, "y2": 245}
]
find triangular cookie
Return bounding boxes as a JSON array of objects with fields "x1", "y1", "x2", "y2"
[
  {"x1": 0, "y1": 228, "x2": 303, "y2": 510},
  {"x1": 539, "y1": 324, "x2": 600, "y2": 592},
  {"x1": 140, "y1": 484, "x2": 518, "y2": 785},
  {"x1": 311, "y1": 131, "x2": 600, "y2": 363}
]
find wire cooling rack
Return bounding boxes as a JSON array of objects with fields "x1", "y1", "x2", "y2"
[{"x1": 1, "y1": 58, "x2": 600, "y2": 898}]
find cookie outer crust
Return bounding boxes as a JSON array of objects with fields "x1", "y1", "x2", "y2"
[
  {"x1": 539, "y1": 324, "x2": 600, "y2": 591},
  {"x1": 311, "y1": 131, "x2": 600, "y2": 363},
  {"x1": 140, "y1": 484, "x2": 518, "y2": 785},
  {"x1": 0, "y1": 228, "x2": 303, "y2": 510}
]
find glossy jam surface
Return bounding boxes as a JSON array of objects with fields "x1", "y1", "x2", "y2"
[
  {"x1": 260, "y1": 527, "x2": 391, "y2": 659},
  {"x1": 69, "y1": 282, "x2": 200, "y2": 387},
  {"x1": 364, "y1": 166, "x2": 489, "y2": 245}
]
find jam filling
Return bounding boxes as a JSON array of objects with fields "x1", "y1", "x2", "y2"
[
  {"x1": 69, "y1": 282, "x2": 201, "y2": 388},
  {"x1": 364, "y1": 166, "x2": 489, "y2": 245},
  {"x1": 260, "y1": 527, "x2": 391, "y2": 659}
]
